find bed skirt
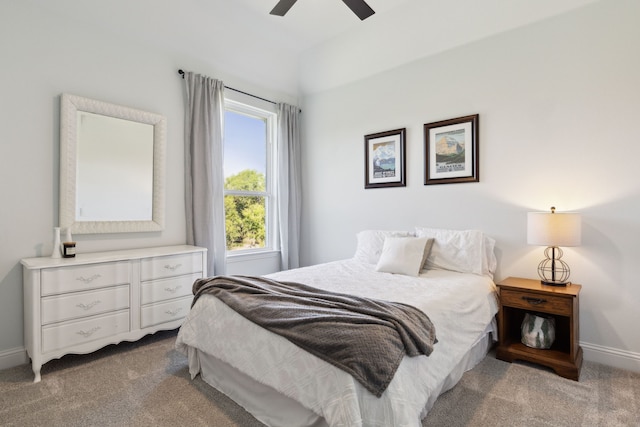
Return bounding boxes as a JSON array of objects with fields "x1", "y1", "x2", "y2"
[{"x1": 184, "y1": 320, "x2": 497, "y2": 427}]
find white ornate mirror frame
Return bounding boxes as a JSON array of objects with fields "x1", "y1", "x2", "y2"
[{"x1": 59, "y1": 94, "x2": 166, "y2": 234}]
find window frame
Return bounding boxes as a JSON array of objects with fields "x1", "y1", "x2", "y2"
[{"x1": 223, "y1": 96, "x2": 278, "y2": 256}]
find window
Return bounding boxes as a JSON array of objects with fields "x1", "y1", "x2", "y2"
[{"x1": 223, "y1": 98, "x2": 276, "y2": 253}]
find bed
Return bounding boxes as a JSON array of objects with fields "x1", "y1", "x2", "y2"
[{"x1": 176, "y1": 228, "x2": 499, "y2": 426}]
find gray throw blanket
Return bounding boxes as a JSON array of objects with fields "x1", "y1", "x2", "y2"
[{"x1": 191, "y1": 275, "x2": 437, "y2": 397}]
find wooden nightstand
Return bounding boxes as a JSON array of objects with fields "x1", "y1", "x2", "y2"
[{"x1": 496, "y1": 276, "x2": 583, "y2": 380}]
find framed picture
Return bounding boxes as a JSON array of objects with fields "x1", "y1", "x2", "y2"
[
  {"x1": 424, "y1": 114, "x2": 479, "y2": 185},
  {"x1": 364, "y1": 128, "x2": 406, "y2": 189}
]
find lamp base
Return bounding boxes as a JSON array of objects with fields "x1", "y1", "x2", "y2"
[
  {"x1": 537, "y1": 246, "x2": 571, "y2": 287},
  {"x1": 540, "y1": 279, "x2": 569, "y2": 287}
]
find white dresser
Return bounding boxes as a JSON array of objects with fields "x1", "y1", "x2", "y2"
[{"x1": 21, "y1": 245, "x2": 207, "y2": 382}]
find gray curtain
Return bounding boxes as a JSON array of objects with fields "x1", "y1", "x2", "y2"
[
  {"x1": 183, "y1": 72, "x2": 227, "y2": 276},
  {"x1": 277, "y1": 103, "x2": 302, "y2": 270}
]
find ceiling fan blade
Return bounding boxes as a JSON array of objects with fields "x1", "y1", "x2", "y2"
[
  {"x1": 270, "y1": 0, "x2": 298, "y2": 16},
  {"x1": 342, "y1": 0, "x2": 375, "y2": 20}
]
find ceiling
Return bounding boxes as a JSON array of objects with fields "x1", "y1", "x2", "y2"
[
  {"x1": 223, "y1": 0, "x2": 598, "y2": 55},
  {"x1": 28, "y1": 0, "x2": 600, "y2": 95},
  {"x1": 233, "y1": 0, "x2": 416, "y2": 52}
]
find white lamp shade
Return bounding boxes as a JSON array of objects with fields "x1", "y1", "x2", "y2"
[{"x1": 527, "y1": 211, "x2": 581, "y2": 247}]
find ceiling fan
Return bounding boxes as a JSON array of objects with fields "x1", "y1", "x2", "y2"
[{"x1": 270, "y1": 0, "x2": 375, "y2": 21}]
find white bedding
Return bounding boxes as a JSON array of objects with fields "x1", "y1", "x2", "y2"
[{"x1": 176, "y1": 258, "x2": 499, "y2": 427}]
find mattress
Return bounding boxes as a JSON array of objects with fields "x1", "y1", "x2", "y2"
[{"x1": 176, "y1": 258, "x2": 499, "y2": 426}]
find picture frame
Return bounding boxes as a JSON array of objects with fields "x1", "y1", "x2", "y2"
[
  {"x1": 364, "y1": 128, "x2": 406, "y2": 189},
  {"x1": 424, "y1": 114, "x2": 479, "y2": 185}
]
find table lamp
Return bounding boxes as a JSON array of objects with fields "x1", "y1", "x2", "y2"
[{"x1": 527, "y1": 206, "x2": 581, "y2": 286}]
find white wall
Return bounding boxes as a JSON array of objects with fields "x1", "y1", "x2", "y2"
[
  {"x1": 298, "y1": 0, "x2": 598, "y2": 94},
  {"x1": 300, "y1": 0, "x2": 640, "y2": 371},
  {"x1": 0, "y1": 2, "x2": 297, "y2": 367}
]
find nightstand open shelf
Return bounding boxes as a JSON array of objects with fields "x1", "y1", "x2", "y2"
[{"x1": 496, "y1": 277, "x2": 583, "y2": 381}]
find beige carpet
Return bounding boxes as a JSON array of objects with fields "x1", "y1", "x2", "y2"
[{"x1": 1, "y1": 330, "x2": 638, "y2": 426}]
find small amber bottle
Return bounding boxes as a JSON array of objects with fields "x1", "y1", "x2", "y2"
[{"x1": 62, "y1": 242, "x2": 76, "y2": 258}]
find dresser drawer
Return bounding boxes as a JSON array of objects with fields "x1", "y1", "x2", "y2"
[
  {"x1": 42, "y1": 310, "x2": 130, "y2": 353},
  {"x1": 140, "y1": 253, "x2": 203, "y2": 281},
  {"x1": 41, "y1": 262, "x2": 130, "y2": 296},
  {"x1": 141, "y1": 296, "x2": 192, "y2": 328},
  {"x1": 500, "y1": 288, "x2": 573, "y2": 316},
  {"x1": 141, "y1": 273, "x2": 199, "y2": 305},
  {"x1": 41, "y1": 285, "x2": 130, "y2": 325}
]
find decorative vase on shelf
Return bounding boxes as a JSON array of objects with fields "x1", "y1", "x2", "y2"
[
  {"x1": 51, "y1": 227, "x2": 62, "y2": 259},
  {"x1": 521, "y1": 313, "x2": 556, "y2": 349}
]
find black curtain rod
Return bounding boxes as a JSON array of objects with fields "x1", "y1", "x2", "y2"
[{"x1": 178, "y1": 69, "x2": 277, "y2": 106}]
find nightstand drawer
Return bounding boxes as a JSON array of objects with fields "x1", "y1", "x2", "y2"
[{"x1": 500, "y1": 288, "x2": 572, "y2": 316}]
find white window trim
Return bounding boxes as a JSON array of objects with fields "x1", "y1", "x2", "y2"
[
  {"x1": 223, "y1": 96, "x2": 278, "y2": 257},
  {"x1": 226, "y1": 249, "x2": 280, "y2": 263}
]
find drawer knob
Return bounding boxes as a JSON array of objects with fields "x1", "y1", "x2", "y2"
[
  {"x1": 76, "y1": 274, "x2": 101, "y2": 284},
  {"x1": 522, "y1": 296, "x2": 547, "y2": 305},
  {"x1": 76, "y1": 326, "x2": 101, "y2": 338},
  {"x1": 164, "y1": 285, "x2": 182, "y2": 294},
  {"x1": 76, "y1": 300, "x2": 101, "y2": 311},
  {"x1": 164, "y1": 263, "x2": 183, "y2": 272},
  {"x1": 165, "y1": 307, "x2": 183, "y2": 317}
]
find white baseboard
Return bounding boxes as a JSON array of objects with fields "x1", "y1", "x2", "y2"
[
  {"x1": 0, "y1": 346, "x2": 28, "y2": 371},
  {"x1": 581, "y1": 341, "x2": 640, "y2": 373}
]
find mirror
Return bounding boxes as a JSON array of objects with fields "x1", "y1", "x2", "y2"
[{"x1": 59, "y1": 94, "x2": 166, "y2": 234}]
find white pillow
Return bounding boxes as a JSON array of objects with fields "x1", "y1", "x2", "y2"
[
  {"x1": 415, "y1": 227, "x2": 496, "y2": 277},
  {"x1": 375, "y1": 237, "x2": 433, "y2": 276},
  {"x1": 482, "y1": 235, "x2": 497, "y2": 278},
  {"x1": 354, "y1": 230, "x2": 414, "y2": 264}
]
